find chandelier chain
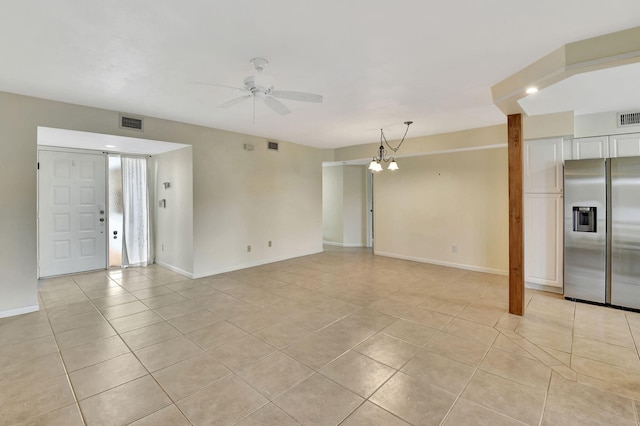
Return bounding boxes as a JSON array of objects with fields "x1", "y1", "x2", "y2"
[{"x1": 381, "y1": 122, "x2": 412, "y2": 153}]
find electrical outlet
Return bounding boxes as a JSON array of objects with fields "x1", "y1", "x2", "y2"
[
  {"x1": 452, "y1": 245, "x2": 458, "y2": 253},
  {"x1": 268, "y1": 240, "x2": 272, "y2": 247},
  {"x1": 247, "y1": 245, "x2": 251, "y2": 252}
]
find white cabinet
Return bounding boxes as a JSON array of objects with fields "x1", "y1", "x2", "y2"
[
  {"x1": 609, "y1": 133, "x2": 640, "y2": 158},
  {"x1": 523, "y1": 137, "x2": 564, "y2": 292},
  {"x1": 572, "y1": 136, "x2": 609, "y2": 159},
  {"x1": 524, "y1": 193, "x2": 563, "y2": 289},
  {"x1": 524, "y1": 137, "x2": 563, "y2": 193}
]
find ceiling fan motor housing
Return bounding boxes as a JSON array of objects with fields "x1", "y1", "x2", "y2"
[{"x1": 243, "y1": 75, "x2": 273, "y2": 97}]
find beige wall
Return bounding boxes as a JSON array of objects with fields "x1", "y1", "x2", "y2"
[
  {"x1": 575, "y1": 111, "x2": 640, "y2": 137},
  {"x1": 342, "y1": 166, "x2": 366, "y2": 246},
  {"x1": 524, "y1": 111, "x2": 574, "y2": 140},
  {"x1": 322, "y1": 166, "x2": 343, "y2": 244},
  {"x1": 192, "y1": 136, "x2": 323, "y2": 277},
  {"x1": 374, "y1": 147, "x2": 509, "y2": 274},
  {"x1": 322, "y1": 165, "x2": 367, "y2": 247},
  {"x1": 152, "y1": 147, "x2": 193, "y2": 275},
  {"x1": 0, "y1": 91, "x2": 322, "y2": 316},
  {"x1": 0, "y1": 94, "x2": 39, "y2": 316}
]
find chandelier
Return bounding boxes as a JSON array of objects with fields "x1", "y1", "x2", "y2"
[{"x1": 368, "y1": 121, "x2": 413, "y2": 172}]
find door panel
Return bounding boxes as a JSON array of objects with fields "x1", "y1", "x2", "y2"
[
  {"x1": 39, "y1": 150, "x2": 107, "y2": 277},
  {"x1": 524, "y1": 193, "x2": 563, "y2": 288},
  {"x1": 563, "y1": 159, "x2": 607, "y2": 303},
  {"x1": 610, "y1": 133, "x2": 640, "y2": 158},
  {"x1": 524, "y1": 137, "x2": 563, "y2": 193},
  {"x1": 610, "y1": 157, "x2": 640, "y2": 309},
  {"x1": 572, "y1": 136, "x2": 609, "y2": 160}
]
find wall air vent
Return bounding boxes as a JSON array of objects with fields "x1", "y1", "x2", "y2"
[
  {"x1": 617, "y1": 111, "x2": 640, "y2": 128},
  {"x1": 119, "y1": 114, "x2": 144, "y2": 131},
  {"x1": 267, "y1": 141, "x2": 279, "y2": 151}
]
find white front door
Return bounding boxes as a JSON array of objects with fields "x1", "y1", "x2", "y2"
[{"x1": 38, "y1": 150, "x2": 107, "y2": 277}]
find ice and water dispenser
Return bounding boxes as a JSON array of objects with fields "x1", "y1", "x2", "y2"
[{"x1": 572, "y1": 206, "x2": 597, "y2": 233}]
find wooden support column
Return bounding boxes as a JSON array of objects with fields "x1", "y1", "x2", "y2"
[{"x1": 508, "y1": 114, "x2": 524, "y2": 316}]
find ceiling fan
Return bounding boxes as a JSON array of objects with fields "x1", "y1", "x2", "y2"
[{"x1": 208, "y1": 58, "x2": 323, "y2": 121}]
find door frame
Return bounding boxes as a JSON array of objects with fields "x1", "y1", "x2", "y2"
[{"x1": 365, "y1": 170, "x2": 374, "y2": 248}]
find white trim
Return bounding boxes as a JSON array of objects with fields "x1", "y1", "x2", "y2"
[
  {"x1": 0, "y1": 304, "x2": 40, "y2": 319},
  {"x1": 323, "y1": 241, "x2": 365, "y2": 248},
  {"x1": 154, "y1": 260, "x2": 194, "y2": 279},
  {"x1": 323, "y1": 241, "x2": 343, "y2": 247},
  {"x1": 192, "y1": 249, "x2": 323, "y2": 279},
  {"x1": 374, "y1": 251, "x2": 508, "y2": 276},
  {"x1": 525, "y1": 281, "x2": 563, "y2": 294}
]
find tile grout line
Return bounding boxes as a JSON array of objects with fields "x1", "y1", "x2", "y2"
[
  {"x1": 437, "y1": 329, "x2": 504, "y2": 426},
  {"x1": 32, "y1": 251, "x2": 640, "y2": 425},
  {"x1": 41, "y1": 278, "x2": 88, "y2": 426},
  {"x1": 104, "y1": 270, "x2": 201, "y2": 425},
  {"x1": 68, "y1": 270, "x2": 185, "y2": 425},
  {"x1": 537, "y1": 364, "x2": 554, "y2": 426},
  {"x1": 625, "y1": 313, "x2": 640, "y2": 362}
]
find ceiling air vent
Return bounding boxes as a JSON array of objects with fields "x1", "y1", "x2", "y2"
[
  {"x1": 617, "y1": 111, "x2": 640, "y2": 128},
  {"x1": 267, "y1": 141, "x2": 279, "y2": 151},
  {"x1": 119, "y1": 114, "x2": 144, "y2": 131}
]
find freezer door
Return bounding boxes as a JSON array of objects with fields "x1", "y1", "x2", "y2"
[
  {"x1": 610, "y1": 157, "x2": 640, "y2": 310},
  {"x1": 563, "y1": 159, "x2": 607, "y2": 303}
]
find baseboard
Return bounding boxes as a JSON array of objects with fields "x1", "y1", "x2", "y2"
[
  {"x1": 323, "y1": 241, "x2": 365, "y2": 248},
  {"x1": 525, "y1": 281, "x2": 563, "y2": 294},
  {"x1": 154, "y1": 260, "x2": 194, "y2": 279},
  {"x1": 192, "y1": 248, "x2": 324, "y2": 279},
  {"x1": 374, "y1": 251, "x2": 508, "y2": 276},
  {"x1": 0, "y1": 304, "x2": 40, "y2": 319}
]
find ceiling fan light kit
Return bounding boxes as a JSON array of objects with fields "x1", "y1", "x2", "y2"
[
  {"x1": 215, "y1": 58, "x2": 323, "y2": 122},
  {"x1": 368, "y1": 121, "x2": 413, "y2": 172}
]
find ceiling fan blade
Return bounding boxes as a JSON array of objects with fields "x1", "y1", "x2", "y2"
[
  {"x1": 218, "y1": 95, "x2": 251, "y2": 108},
  {"x1": 192, "y1": 81, "x2": 245, "y2": 91},
  {"x1": 270, "y1": 90, "x2": 323, "y2": 103},
  {"x1": 264, "y1": 96, "x2": 291, "y2": 115}
]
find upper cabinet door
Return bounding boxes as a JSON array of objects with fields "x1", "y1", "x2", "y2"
[
  {"x1": 609, "y1": 133, "x2": 640, "y2": 158},
  {"x1": 572, "y1": 136, "x2": 609, "y2": 159},
  {"x1": 524, "y1": 137, "x2": 563, "y2": 193}
]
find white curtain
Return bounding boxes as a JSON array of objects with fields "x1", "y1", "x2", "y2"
[{"x1": 122, "y1": 157, "x2": 149, "y2": 267}]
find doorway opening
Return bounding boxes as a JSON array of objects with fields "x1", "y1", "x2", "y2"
[{"x1": 37, "y1": 126, "x2": 188, "y2": 278}]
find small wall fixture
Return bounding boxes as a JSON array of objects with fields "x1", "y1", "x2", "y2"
[
  {"x1": 368, "y1": 121, "x2": 413, "y2": 172},
  {"x1": 159, "y1": 199, "x2": 166, "y2": 208},
  {"x1": 163, "y1": 182, "x2": 170, "y2": 189}
]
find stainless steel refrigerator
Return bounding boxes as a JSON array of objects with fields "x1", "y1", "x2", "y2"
[{"x1": 564, "y1": 157, "x2": 640, "y2": 310}]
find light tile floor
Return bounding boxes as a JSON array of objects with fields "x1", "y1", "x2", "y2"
[{"x1": 2, "y1": 246, "x2": 640, "y2": 425}]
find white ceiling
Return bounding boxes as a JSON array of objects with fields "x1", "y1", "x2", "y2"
[{"x1": 2, "y1": 1, "x2": 640, "y2": 149}]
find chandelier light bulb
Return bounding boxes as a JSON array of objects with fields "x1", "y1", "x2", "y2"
[{"x1": 388, "y1": 160, "x2": 399, "y2": 170}]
